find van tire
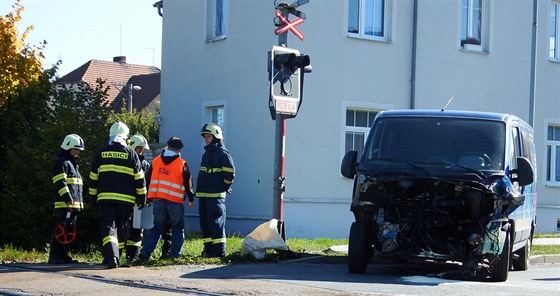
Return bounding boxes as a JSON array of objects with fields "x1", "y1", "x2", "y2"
[
  {"x1": 348, "y1": 222, "x2": 368, "y2": 274},
  {"x1": 491, "y1": 231, "x2": 511, "y2": 282},
  {"x1": 512, "y1": 239, "x2": 530, "y2": 271}
]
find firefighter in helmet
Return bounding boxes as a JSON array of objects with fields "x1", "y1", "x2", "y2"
[
  {"x1": 89, "y1": 122, "x2": 147, "y2": 269},
  {"x1": 124, "y1": 134, "x2": 153, "y2": 264},
  {"x1": 48, "y1": 134, "x2": 85, "y2": 264},
  {"x1": 197, "y1": 123, "x2": 235, "y2": 258}
]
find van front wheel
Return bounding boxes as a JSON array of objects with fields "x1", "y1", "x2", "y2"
[
  {"x1": 348, "y1": 222, "x2": 369, "y2": 273},
  {"x1": 491, "y1": 231, "x2": 511, "y2": 282}
]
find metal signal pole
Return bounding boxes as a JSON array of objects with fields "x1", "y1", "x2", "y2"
[
  {"x1": 272, "y1": 0, "x2": 309, "y2": 239},
  {"x1": 273, "y1": 5, "x2": 289, "y2": 224}
]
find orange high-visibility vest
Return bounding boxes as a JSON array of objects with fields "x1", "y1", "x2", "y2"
[{"x1": 148, "y1": 156, "x2": 186, "y2": 204}]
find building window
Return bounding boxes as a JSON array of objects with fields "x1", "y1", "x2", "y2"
[
  {"x1": 348, "y1": 0, "x2": 385, "y2": 39},
  {"x1": 210, "y1": 106, "x2": 224, "y2": 127},
  {"x1": 203, "y1": 100, "x2": 226, "y2": 140},
  {"x1": 550, "y1": 2, "x2": 560, "y2": 60},
  {"x1": 461, "y1": 0, "x2": 482, "y2": 48},
  {"x1": 206, "y1": 0, "x2": 227, "y2": 42},
  {"x1": 345, "y1": 109, "x2": 377, "y2": 158},
  {"x1": 546, "y1": 125, "x2": 560, "y2": 185}
]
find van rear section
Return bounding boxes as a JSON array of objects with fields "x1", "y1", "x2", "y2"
[{"x1": 341, "y1": 109, "x2": 537, "y2": 282}]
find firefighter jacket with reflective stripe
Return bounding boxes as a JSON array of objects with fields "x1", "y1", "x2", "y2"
[
  {"x1": 89, "y1": 143, "x2": 146, "y2": 205},
  {"x1": 196, "y1": 140, "x2": 235, "y2": 199},
  {"x1": 146, "y1": 151, "x2": 195, "y2": 203},
  {"x1": 52, "y1": 149, "x2": 84, "y2": 211}
]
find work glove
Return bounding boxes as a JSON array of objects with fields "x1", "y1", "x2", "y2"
[{"x1": 136, "y1": 195, "x2": 146, "y2": 210}]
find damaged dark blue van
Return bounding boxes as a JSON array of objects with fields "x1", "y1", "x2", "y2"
[{"x1": 341, "y1": 109, "x2": 537, "y2": 282}]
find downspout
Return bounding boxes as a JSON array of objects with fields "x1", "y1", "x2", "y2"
[
  {"x1": 410, "y1": 0, "x2": 419, "y2": 110},
  {"x1": 528, "y1": 0, "x2": 538, "y2": 127}
]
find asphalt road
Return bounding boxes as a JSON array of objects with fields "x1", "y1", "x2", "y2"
[{"x1": 1, "y1": 255, "x2": 559, "y2": 296}]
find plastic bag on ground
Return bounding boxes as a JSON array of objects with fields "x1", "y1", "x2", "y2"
[{"x1": 241, "y1": 219, "x2": 288, "y2": 259}]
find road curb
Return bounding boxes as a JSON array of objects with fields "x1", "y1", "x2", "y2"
[{"x1": 529, "y1": 254, "x2": 560, "y2": 264}]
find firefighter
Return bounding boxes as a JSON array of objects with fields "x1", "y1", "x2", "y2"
[
  {"x1": 48, "y1": 134, "x2": 85, "y2": 264},
  {"x1": 124, "y1": 134, "x2": 151, "y2": 264},
  {"x1": 135, "y1": 136, "x2": 195, "y2": 263},
  {"x1": 197, "y1": 123, "x2": 235, "y2": 258},
  {"x1": 89, "y1": 122, "x2": 146, "y2": 269}
]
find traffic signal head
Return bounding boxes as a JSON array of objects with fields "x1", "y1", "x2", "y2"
[{"x1": 269, "y1": 46, "x2": 310, "y2": 118}]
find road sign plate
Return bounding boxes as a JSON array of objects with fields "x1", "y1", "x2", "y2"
[{"x1": 275, "y1": 99, "x2": 298, "y2": 114}]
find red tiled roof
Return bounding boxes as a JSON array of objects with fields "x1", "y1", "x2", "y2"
[{"x1": 57, "y1": 59, "x2": 160, "y2": 107}]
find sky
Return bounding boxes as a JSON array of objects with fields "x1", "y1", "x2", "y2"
[{"x1": 1, "y1": 0, "x2": 163, "y2": 77}]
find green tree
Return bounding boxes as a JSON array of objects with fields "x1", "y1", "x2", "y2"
[
  {"x1": 109, "y1": 104, "x2": 160, "y2": 143},
  {"x1": 0, "y1": 0, "x2": 51, "y2": 250},
  {"x1": 0, "y1": 1, "x2": 160, "y2": 251},
  {"x1": 0, "y1": 69, "x2": 55, "y2": 249},
  {"x1": 0, "y1": 72, "x2": 114, "y2": 250}
]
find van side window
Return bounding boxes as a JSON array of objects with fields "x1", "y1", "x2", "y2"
[
  {"x1": 520, "y1": 129, "x2": 535, "y2": 164},
  {"x1": 510, "y1": 127, "x2": 521, "y2": 170}
]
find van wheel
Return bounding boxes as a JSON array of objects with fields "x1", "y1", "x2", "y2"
[
  {"x1": 348, "y1": 222, "x2": 369, "y2": 273},
  {"x1": 512, "y1": 239, "x2": 530, "y2": 271},
  {"x1": 491, "y1": 231, "x2": 511, "y2": 282}
]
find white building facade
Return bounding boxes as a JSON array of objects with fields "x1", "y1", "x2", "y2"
[{"x1": 157, "y1": 0, "x2": 559, "y2": 238}]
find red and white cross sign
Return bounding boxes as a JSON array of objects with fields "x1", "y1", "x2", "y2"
[{"x1": 275, "y1": 10, "x2": 305, "y2": 41}]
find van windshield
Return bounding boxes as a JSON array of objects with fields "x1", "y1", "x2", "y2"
[{"x1": 363, "y1": 117, "x2": 506, "y2": 171}]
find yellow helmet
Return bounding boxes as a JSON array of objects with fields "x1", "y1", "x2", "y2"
[
  {"x1": 128, "y1": 135, "x2": 150, "y2": 150},
  {"x1": 60, "y1": 134, "x2": 84, "y2": 151},
  {"x1": 109, "y1": 121, "x2": 129, "y2": 138},
  {"x1": 200, "y1": 123, "x2": 223, "y2": 140}
]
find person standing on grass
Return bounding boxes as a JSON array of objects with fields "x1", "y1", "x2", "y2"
[
  {"x1": 89, "y1": 122, "x2": 147, "y2": 269},
  {"x1": 197, "y1": 123, "x2": 235, "y2": 258},
  {"x1": 124, "y1": 134, "x2": 152, "y2": 264},
  {"x1": 48, "y1": 134, "x2": 85, "y2": 264},
  {"x1": 135, "y1": 136, "x2": 195, "y2": 263}
]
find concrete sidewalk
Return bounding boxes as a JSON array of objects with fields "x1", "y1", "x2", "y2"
[
  {"x1": 532, "y1": 237, "x2": 560, "y2": 245},
  {"x1": 329, "y1": 237, "x2": 560, "y2": 264}
]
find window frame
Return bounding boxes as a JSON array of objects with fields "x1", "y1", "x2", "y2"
[
  {"x1": 347, "y1": 0, "x2": 392, "y2": 42},
  {"x1": 206, "y1": 0, "x2": 227, "y2": 42},
  {"x1": 345, "y1": 109, "x2": 375, "y2": 159},
  {"x1": 202, "y1": 100, "x2": 227, "y2": 141},
  {"x1": 550, "y1": 1, "x2": 560, "y2": 60},
  {"x1": 340, "y1": 101, "x2": 393, "y2": 166},
  {"x1": 460, "y1": 0, "x2": 490, "y2": 52},
  {"x1": 545, "y1": 122, "x2": 560, "y2": 187}
]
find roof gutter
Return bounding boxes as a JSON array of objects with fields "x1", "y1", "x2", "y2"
[
  {"x1": 528, "y1": 0, "x2": 538, "y2": 127},
  {"x1": 410, "y1": 0, "x2": 418, "y2": 110},
  {"x1": 153, "y1": 1, "x2": 163, "y2": 17}
]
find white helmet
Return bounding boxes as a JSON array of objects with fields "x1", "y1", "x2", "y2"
[
  {"x1": 128, "y1": 134, "x2": 150, "y2": 150},
  {"x1": 200, "y1": 123, "x2": 223, "y2": 140},
  {"x1": 109, "y1": 121, "x2": 129, "y2": 138},
  {"x1": 60, "y1": 134, "x2": 84, "y2": 151}
]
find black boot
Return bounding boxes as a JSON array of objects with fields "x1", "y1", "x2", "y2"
[
  {"x1": 107, "y1": 256, "x2": 119, "y2": 269},
  {"x1": 48, "y1": 238, "x2": 65, "y2": 264}
]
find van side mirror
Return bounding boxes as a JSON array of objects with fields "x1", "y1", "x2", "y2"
[
  {"x1": 516, "y1": 157, "x2": 534, "y2": 186},
  {"x1": 341, "y1": 151, "x2": 358, "y2": 179}
]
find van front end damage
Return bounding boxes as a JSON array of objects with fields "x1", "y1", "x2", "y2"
[
  {"x1": 349, "y1": 172, "x2": 523, "y2": 280},
  {"x1": 343, "y1": 110, "x2": 537, "y2": 282}
]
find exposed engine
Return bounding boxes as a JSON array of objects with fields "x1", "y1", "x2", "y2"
[{"x1": 354, "y1": 176, "x2": 501, "y2": 262}]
